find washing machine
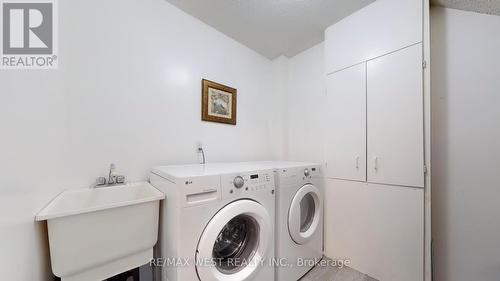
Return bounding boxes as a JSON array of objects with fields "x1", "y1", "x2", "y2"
[
  {"x1": 243, "y1": 161, "x2": 324, "y2": 281},
  {"x1": 149, "y1": 163, "x2": 275, "y2": 281}
]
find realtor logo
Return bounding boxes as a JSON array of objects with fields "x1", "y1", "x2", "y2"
[{"x1": 1, "y1": 0, "x2": 58, "y2": 69}]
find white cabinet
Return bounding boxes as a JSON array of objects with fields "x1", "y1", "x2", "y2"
[
  {"x1": 325, "y1": 0, "x2": 423, "y2": 74},
  {"x1": 324, "y1": 179, "x2": 424, "y2": 281},
  {"x1": 323, "y1": 1, "x2": 429, "y2": 280},
  {"x1": 325, "y1": 44, "x2": 424, "y2": 187},
  {"x1": 367, "y1": 43, "x2": 424, "y2": 187},
  {"x1": 325, "y1": 63, "x2": 367, "y2": 181}
]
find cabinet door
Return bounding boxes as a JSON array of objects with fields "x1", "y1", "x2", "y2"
[
  {"x1": 324, "y1": 179, "x2": 424, "y2": 281},
  {"x1": 325, "y1": 63, "x2": 366, "y2": 181},
  {"x1": 367, "y1": 43, "x2": 424, "y2": 187}
]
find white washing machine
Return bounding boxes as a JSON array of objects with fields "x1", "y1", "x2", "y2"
[
  {"x1": 243, "y1": 161, "x2": 324, "y2": 281},
  {"x1": 149, "y1": 163, "x2": 275, "y2": 281}
]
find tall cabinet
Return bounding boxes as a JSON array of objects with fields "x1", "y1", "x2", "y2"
[{"x1": 323, "y1": 1, "x2": 430, "y2": 281}]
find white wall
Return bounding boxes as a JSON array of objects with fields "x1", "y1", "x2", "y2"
[
  {"x1": 61, "y1": 0, "x2": 283, "y2": 187},
  {"x1": 285, "y1": 43, "x2": 325, "y2": 163},
  {"x1": 431, "y1": 7, "x2": 500, "y2": 281},
  {"x1": 269, "y1": 56, "x2": 289, "y2": 160},
  {"x1": 0, "y1": 68, "x2": 65, "y2": 281},
  {"x1": 0, "y1": 0, "x2": 285, "y2": 280}
]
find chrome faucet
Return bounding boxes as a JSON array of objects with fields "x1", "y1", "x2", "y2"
[
  {"x1": 94, "y1": 163, "x2": 126, "y2": 188},
  {"x1": 108, "y1": 163, "x2": 117, "y2": 184}
]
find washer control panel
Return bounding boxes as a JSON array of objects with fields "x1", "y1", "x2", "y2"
[{"x1": 222, "y1": 170, "x2": 274, "y2": 199}]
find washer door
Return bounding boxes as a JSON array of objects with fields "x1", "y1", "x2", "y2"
[
  {"x1": 196, "y1": 200, "x2": 272, "y2": 281},
  {"x1": 288, "y1": 184, "x2": 322, "y2": 245}
]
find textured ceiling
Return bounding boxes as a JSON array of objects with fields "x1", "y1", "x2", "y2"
[
  {"x1": 432, "y1": 0, "x2": 500, "y2": 16},
  {"x1": 165, "y1": 0, "x2": 374, "y2": 59}
]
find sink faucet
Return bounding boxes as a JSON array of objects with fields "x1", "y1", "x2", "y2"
[
  {"x1": 94, "y1": 163, "x2": 126, "y2": 188},
  {"x1": 108, "y1": 163, "x2": 117, "y2": 184}
]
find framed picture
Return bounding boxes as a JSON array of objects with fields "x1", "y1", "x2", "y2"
[{"x1": 201, "y1": 79, "x2": 237, "y2": 125}]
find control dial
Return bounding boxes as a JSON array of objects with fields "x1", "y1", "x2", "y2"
[
  {"x1": 233, "y1": 176, "x2": 245, "y2": 189},
  {"x1": 304, "y1": 168, "x2": 310, "y2": 177}
]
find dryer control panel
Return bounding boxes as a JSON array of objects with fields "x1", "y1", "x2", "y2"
[
  {"x1": 276, "y1": 164, "x2": 322, "y2": 187},
  {"x1": 221, "y1": 170, "x2": 274, "y2": 199}
]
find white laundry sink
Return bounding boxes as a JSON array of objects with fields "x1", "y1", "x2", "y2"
[{"x1": 36, "y1": 182, "x2": 165, "y2": 281}]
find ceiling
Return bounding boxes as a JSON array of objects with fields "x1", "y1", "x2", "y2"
[
  {"x1": 165, "y1": 0, "x2": 374, "y2": 59},
  {"x1": 432, "y1": 0, "x2": 500, "y2": 16},
  {"x1": 166, "y1": 0, "x2": 500, "y2": 60}
]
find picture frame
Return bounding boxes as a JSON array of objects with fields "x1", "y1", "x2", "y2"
[{"x1": 201, "y1": 79, "x2": 237, "y2": 125}]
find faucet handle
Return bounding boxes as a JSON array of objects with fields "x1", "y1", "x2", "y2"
[
  {"x1": 115, "y1": 175, "x2": 125, "y2": 184},
  {"x1": 95, "y1": 177, "x2": 107, "y2": 187}
]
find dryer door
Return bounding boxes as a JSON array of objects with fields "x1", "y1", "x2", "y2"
[
  {"x1": 196, "y1": 200, "x2": 272, "y2": 281},
  {"x1": 288, "y1": 184, "x2": 323, "y2": 245}
]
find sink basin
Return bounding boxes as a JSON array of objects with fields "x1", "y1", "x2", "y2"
[{"x1": 36, "y1": 182, "x2": 165, "y2": 281}]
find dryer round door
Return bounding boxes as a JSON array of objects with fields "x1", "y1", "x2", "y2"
[
  {"x1": 288, "y1": 184, "x2": 322, "y2": 245},
  {"x1": 196, "y1": 200, "x2": 272, "y2": 281}
]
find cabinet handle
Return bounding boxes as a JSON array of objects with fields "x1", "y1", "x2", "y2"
[
  {"x1": 374, "y1": 157, "x2": 379, "y2": 171},
  {"x1": 355, "y1": 156, "x2": 360, "y2": 169}
]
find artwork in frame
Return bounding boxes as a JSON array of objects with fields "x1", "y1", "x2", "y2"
[{"x1": 201, "y1": 79, "x2": 237, "y2": 125}]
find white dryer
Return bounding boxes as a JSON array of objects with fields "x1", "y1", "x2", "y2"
[
  {"x1": 149, "y1": 163, "x2": 275, "y2": 281},
  {"x1": 244, "y1": 161, "x2": 324, "y2": 281}
]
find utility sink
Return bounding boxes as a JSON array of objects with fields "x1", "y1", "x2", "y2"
[{"x1": 36, "y1": 182, "x2": 165, "y2": 281}]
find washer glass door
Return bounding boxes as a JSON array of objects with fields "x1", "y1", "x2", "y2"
[
  {"x1": 288, "y1": 184, "x2": 322, "y2": 245},
  {"x1": 212, "y1": 215, "x2": 259, "y2": 273},
  {"x1": 196, "y1": 200, "x2": 272, "y2": 281}
]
